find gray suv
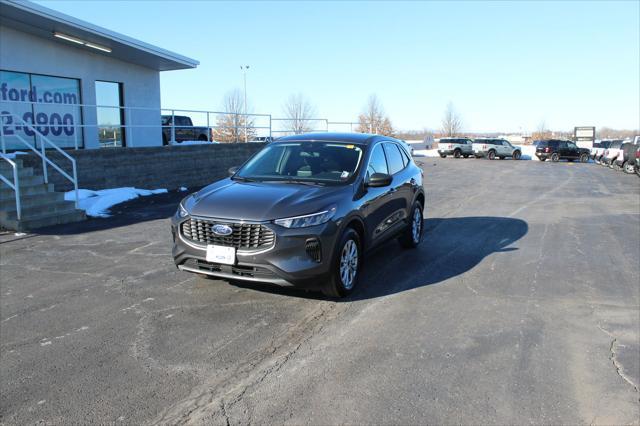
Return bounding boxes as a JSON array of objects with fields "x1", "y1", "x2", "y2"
[{"x1": 171, "y1": 133, "x2": 426, "y2": 298}]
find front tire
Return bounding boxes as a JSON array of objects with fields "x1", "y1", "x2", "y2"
[
  {"x1": 439, "y1": 153, "x2": 446, "y2": 158},
  {"x1": 579, "y1": 153, "x2": 589, "y2": 163},
  {"x1": 463, "y1": 154, "x2": 469, "y2": 158},
  {"x1": 513, "y1": 150, "x2": 521, "y2": 160},
  {"x1": 399, "y1": 202, "x2": 424, "y2": 249},
  {"x1": 322, "y1": 228, "x2": 361, "y2": 298}
]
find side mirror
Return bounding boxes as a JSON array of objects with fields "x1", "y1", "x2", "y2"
[
  {"x1": 366, "y1": 173, "x2": 393, "y2": 188},
  {"x1": 228, "y1": 166, "x2": 239, "y2": 176}
]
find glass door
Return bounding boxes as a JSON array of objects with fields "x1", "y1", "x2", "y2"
[{"x1": 95, "y1": 81, "x2": 124, "y2": 148}]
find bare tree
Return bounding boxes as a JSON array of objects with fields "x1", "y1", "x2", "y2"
[
  {"x1": 356, "y1": 94, "x2": 394, "y2": 136},
  {"x1": 441, "y1": 102, "x2": 463, "y2": 137},
  {"x1": 531, "y1": 119, "x2": 552, "y2": 141},
  {"x1": 213, "y1": 89, "x2": 256, "y2": 143},
  {"x1": 281, "y1": 93, "x2": 317, "y2": 134}
]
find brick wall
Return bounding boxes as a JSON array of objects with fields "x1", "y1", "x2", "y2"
[{"x1": 20, "y1": 143, "x2": 265, "y2": 191}]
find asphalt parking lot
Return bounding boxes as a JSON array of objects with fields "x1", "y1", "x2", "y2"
[{"x1": 1, "y1": 158, "x2": 639, "y2": 425}]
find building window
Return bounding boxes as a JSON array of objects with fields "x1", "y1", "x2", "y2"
[
  {"x1": 0, "y1": 70, "x2": 83, "y2": 150},
  {"x1": 95, "y1": 81, "x2": 125, "y2": 148}
]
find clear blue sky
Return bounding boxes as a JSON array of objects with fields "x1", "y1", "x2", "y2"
[{"x1": 37, "y1": 1, "x2": 639, "y2": 133}]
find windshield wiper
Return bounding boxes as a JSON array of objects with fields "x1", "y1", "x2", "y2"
[
  {"x1": 281, "y1": 178, "x2": 326, "y2": 186},
  {"x1": 231, "y1": 176, "x2": 256, "y2": 182}
]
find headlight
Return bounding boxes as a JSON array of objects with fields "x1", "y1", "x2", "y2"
[
  {"x1": 177, "y1": 202, "x2": 189, "y2": 218},
  {"x1": 274, "y1": 206, "x2": 336, "y2": 228}
]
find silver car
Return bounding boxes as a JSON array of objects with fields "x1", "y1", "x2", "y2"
[
  {"x1": 437, "y1": 138, "x2": 473, "y2": 158},
  {"x1": 473, "y1": 139, "x2": 522, "y2": 160}
]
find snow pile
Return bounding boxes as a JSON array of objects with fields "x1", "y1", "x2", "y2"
[
  {"x1": 65, "y1": 187, "x2": 168, "y2": 218},
  {"x1": 1, "y1": 151, "x2": 29, "y2": 159},
  {"x1": 412, "y1": 149, "x2": 441, "y2": 158},
  {"x1": 516, "y1": 145, "x2": 538, "y2": 161}
]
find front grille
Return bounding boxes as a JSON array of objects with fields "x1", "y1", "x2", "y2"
[{"x1": 181, "y1": 218, "x2": 275, "y2": 250}]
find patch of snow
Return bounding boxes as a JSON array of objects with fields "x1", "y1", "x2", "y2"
[
  {"x1": 179, "y1": 186, "x2": 188, "y2": 192},
  {"x1": 64, "y1": 187, "x2": 168, "y2": 218},
  {"x1": 516, "y1": 145, "x2": 538, "y2": 161},
  {"x1": 413, "y1": 149, "x2": 441, "y2": 158},
  {"x1": 1, "y1": 151, "x2": 29, "y2": 159}
]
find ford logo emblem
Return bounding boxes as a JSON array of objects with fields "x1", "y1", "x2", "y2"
[{"x1": 212, "y1": 224, "x2": 233, "y2": 236}]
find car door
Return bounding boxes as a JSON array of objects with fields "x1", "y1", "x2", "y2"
[
  {"x1": 359, "y1": 143, "x2": 404, "y2": 247},
  {"x1": 566, "y1": 141, "x2": 579, "y2": 159},
  {"x1": 175, "y1": 116, "x2": 192, "y2": 142}
]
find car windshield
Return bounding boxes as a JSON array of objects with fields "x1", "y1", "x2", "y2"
[{"x1": 235, "y1": 142, "x2": 363, "y2": 184}]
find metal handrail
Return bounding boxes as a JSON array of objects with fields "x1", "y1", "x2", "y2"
[
  {"x1": 0, "y1": 153, "x2": 21, "y2": 220},
  {"x1": 0, "y1": 112, "x2": 78, "y2": 209}
]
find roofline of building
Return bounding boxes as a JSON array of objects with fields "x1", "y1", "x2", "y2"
[{"x1": 0, "y1": 0, "x2": 199, "y2": 70}]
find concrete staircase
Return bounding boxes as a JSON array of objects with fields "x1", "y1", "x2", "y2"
[{"x1": 0, "y1": 159, "x2": 85, "y2": 231}]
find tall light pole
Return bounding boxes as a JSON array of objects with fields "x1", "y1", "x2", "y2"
[{"x1": 240, "y1": 65, "x2": 249, "y2": 142}]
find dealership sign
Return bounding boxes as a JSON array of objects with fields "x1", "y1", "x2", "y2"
[
  {"x1": 574, "y1": 126, "x2": 596, "y2": 146},
  {"x1": 0, "y1": 70, "x2": 83, "y2": 150}
]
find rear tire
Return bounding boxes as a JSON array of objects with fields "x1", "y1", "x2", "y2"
[
  {"x1": 551, "y1": 152, "x2": 560, "y2": 162},
  {"x1": 623, "y1": 161, "x2": 635, "y2": 174},
  {"x1": 439, "y1": 153, "x2": 446, "y2": 158},
  {"x1": 613, "y1": 161, "x2": 622, "y2": 171},
  {"x1": 322, "y1": 228, "x2": 361, "y2": 298},
  {"x1": 454, "y1": 149, "x2": 461, "y2": 158},
  {"x1": 539, "y1": 158, "x2": 546, "y2": 162},
  {"x1": 513, "y1": 150, "x2": 521, "y2": 160},
  {"x1": 487, "y1": 150, "x2": 496, "y2": 160},
  {"x1": 399, "y1": 202, "x2": 424, "y2": 249}
]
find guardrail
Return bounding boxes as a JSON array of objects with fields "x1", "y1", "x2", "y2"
[
  {"x1": 0, "y1": 99, "x2": 361, "y2": 148},
  {"x1": 0, "y1": 152, "x2": 21, "y2": 220}
]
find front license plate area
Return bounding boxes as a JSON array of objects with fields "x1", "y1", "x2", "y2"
[{"x1": 206, "y1": 245, "x2": 236, "y2": 265}]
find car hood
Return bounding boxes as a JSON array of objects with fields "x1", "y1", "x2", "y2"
[{"x1": 188, "y1": 178, "x2": 350, "y2": 221}]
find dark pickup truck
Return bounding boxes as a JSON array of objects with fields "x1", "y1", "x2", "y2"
[{"x1": 161, "y1": 115, "x2": 213, "y2": 145}]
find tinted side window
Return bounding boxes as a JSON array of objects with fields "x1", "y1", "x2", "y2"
[
  {"x1": 383, "y1": 143, "x2": 405, "y2": 175},
  {"x1": 367, "y1": 144, "x2": 388, "y2": 179},
  {"x1": 176, "y1": 116, "x2": 190, "y2": 126}
]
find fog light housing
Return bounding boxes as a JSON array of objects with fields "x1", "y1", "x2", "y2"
[{"x1": 305, "y1": 238, "x2": 322, "y2": 263}]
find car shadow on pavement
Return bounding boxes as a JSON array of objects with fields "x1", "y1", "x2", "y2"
[
  {"x1": 350, "y1": 216, "x2": 529, "y2": 300},
  {"x1": 232, "y1": 216, "x2": 528, "y2": 301},
  {"x1": 30, "y1": 189, "x2": 195, "y2": 236}
]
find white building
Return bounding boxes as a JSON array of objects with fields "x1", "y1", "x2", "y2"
[{"x1": 0, "y1": 0, "x2": 198, "y2": 150}]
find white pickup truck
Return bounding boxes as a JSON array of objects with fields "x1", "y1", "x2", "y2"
[
  {"x1": 472, "y1": 139, "x2": 522, "y2": 160},
  {"x1": 437, "y1": 138, "x2": 473, "y2": 158}
]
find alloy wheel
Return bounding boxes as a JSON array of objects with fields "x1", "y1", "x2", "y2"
[
  {"x1": 339, "y1": 239, "x2": 358, "y2": 290},
  {"x1": 412, "y1": 208, "x2": 423, "y2": 243}
]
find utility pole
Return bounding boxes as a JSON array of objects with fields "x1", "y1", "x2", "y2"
[{"x1": 240, "y1": 65, "x2": 249, "y2": 142}]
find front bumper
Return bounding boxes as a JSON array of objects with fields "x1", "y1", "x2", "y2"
[{"x1": 171, "y1": 215, "x2": 340, "y2": 288}]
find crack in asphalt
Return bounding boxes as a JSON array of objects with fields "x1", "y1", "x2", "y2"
[
  {"x1": 598, "y1": 324, "x2": 639, "y2": 395},
  {"x1": 152, "y1": 300, "x2": 345, "y2": 425}
]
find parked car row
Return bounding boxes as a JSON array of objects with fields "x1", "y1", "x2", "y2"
[
  {"x1": 437, "y1": 138, "x2": 522, "y2": 160},
  {"x1": 593, "y1": 138, "x2": 640, "y2": 175}
]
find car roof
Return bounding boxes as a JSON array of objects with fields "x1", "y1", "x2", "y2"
[{"x1": 275, "y1": 132, "x2": 397, "y2": 145}]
